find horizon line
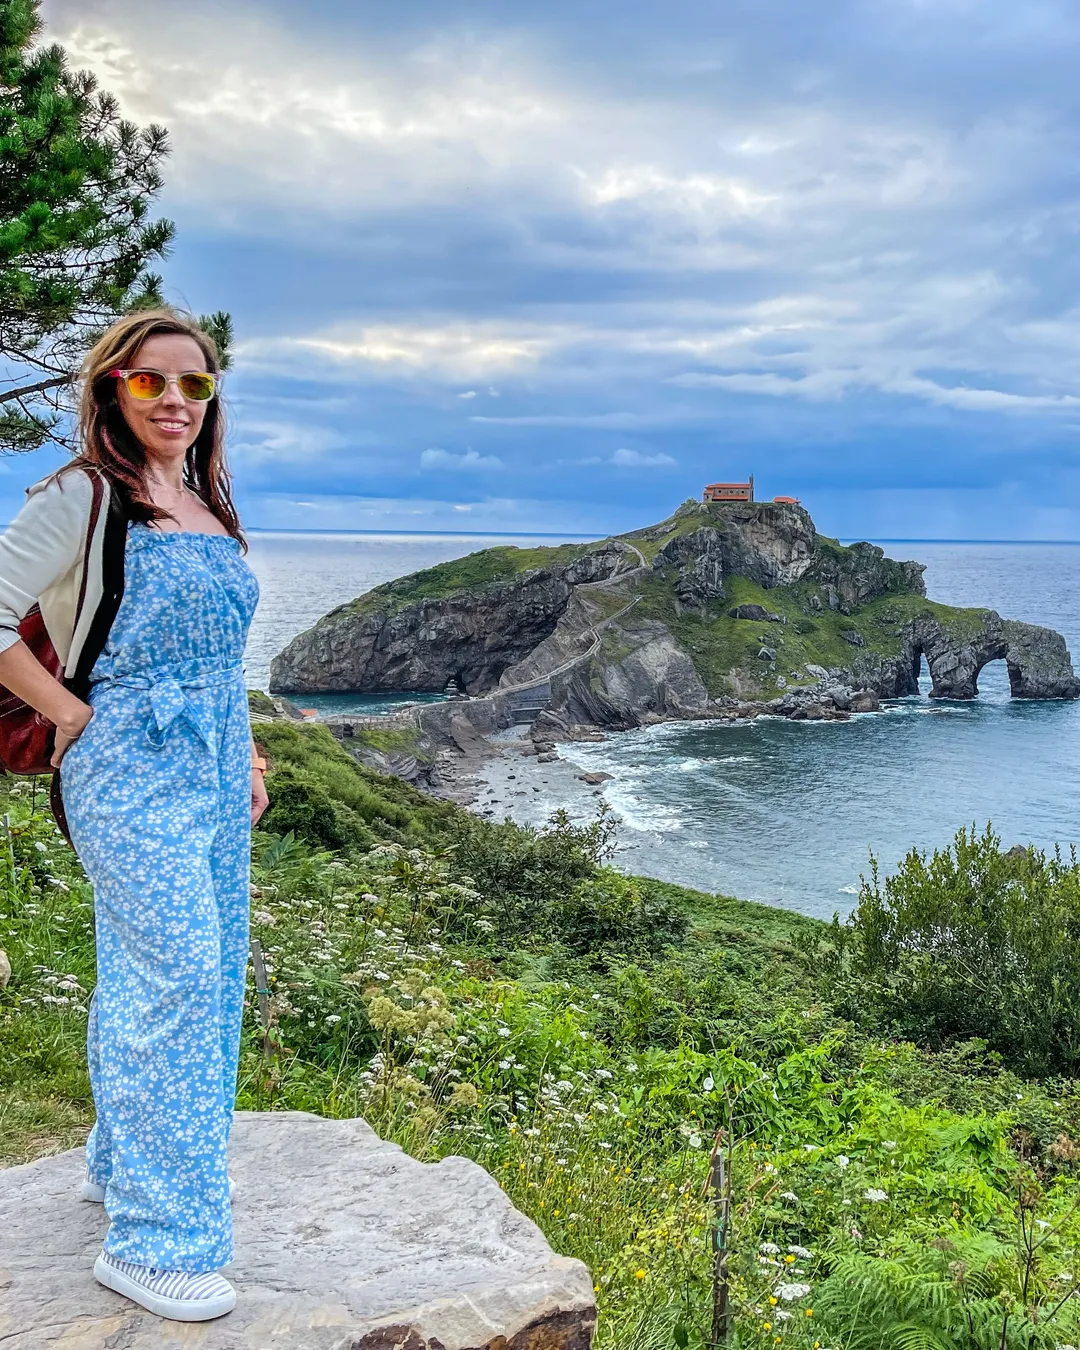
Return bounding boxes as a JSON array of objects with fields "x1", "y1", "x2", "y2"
[{"x1": 244, "y1": 527, "x2": 1080, "y2": 545}]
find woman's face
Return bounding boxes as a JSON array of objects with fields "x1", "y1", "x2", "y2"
[{"x1": 115, "y1": 333, "x2": 212, "y2": 461}]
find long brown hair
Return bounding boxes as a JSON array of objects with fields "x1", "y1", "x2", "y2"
[{"x1": 68, "y1": 309, "x2": 244, "y2": 545}]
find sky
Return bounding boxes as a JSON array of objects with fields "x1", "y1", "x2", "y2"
[{"x1": 6, "y1": 0, "x2": 1080, "y2": 539}]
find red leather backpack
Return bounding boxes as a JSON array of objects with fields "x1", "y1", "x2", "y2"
[{"x1": 0, "y1": 470, "x2": 127, "y2": 836}]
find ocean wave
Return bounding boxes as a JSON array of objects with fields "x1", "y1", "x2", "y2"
[
  {"x1": 603, "y1": 787, "x2": 685, "y2": 834},
  {"x1": 837, "y1": 884, "x2": 859, "y2": 894}
]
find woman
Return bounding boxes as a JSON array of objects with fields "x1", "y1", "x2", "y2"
[{"x1": 0, "y1": 309, "x2": 267, "y2": 1323}]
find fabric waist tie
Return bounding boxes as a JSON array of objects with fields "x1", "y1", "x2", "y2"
[{"x1": 100, "y1": 666, "x2": 244, "y2": 752}]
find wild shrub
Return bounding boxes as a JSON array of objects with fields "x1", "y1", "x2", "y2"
[
  {"x1": 840, "y1": 825, "x2": 1080, "y2": 1075},
  {"x1": 549, "y1": 868, "x2": 689, "y2": 964},
  {"x1": 257, "y1": 764, "x2": 375, "y2": 851},
  {"x1": 443, "y1": 807, "x2": 618, "y2": 943}
]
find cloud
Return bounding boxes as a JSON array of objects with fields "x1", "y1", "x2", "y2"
[
  {"x1": 421, "y1": 448, "x2": 504, "y2": 470},
  {"x1": 470, "y1": 412, "x2": 671, "y2": 429},
  {"x1": 566, "y1": 448, "x2": 678, "y2": 468},
  {"x1": 240, "y1": 324, "x2": 556, "y2": 380},
  {"x1": 230, "y1": 418, "x2": 345, "y2": 465},
  {"x1": 34, "y1": 0, "x2": 1080, "y2": 538},
  {"x1": 610, "y1": 447, "x2": 677, "y2": 467},
  {"x1": 670, "y1": 369, "x2": 1080, "y2": 413}
]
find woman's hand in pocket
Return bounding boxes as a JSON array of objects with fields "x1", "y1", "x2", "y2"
[
  {"x1": 251, "y1": 766, "x2": 269, "y2": 825},
  {"x1": 50, "y1": 702, "x2": 93, "y2": 769}
]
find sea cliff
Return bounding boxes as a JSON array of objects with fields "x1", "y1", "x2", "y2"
[{"x1": 270, "y1": 499, "x2": 1080, "y2": 729}]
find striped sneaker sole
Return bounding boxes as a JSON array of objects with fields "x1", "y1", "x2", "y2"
[
  {"x1": 80, "y1": 1173, "x2": 106, "y2": 1203},
  {"x1": 94, "y1": 1253, "x2": 236, "y2": 1322}
]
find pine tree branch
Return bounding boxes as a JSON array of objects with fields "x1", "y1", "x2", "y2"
[{"x1": 0, "y1": 373, "x2": 74, "y2": 404}]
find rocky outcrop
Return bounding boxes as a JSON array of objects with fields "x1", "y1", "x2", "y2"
[
  {"x1": 806, "y1": 540, "x2": 926, "y2": 611},
  {"x1": 497, "y1": 590, "x2": 612, "y2": 690},
  {"x1": 1002, "y1": 619, "x2": 1080, "y2": 699},
  {"x1": 711, "y1": 501, "x2": 817, "y2": 588},
  {"x1": 730, "y1": 604, "x2": 783, "y2": 623},
  {"x1": 268, "y1": 498, "x2": 1080, "y2": 735},
  {"x1": 0, "y1": 1110, "x2": 595, "y2": 1350},
  {"x1": 783, "y1": 612, "x2": 1080, "y2": 703},
  {"x1": 652, "y1": 526, "x2": 726, "y2": 612},
  {"x1": 271, "y1": 546, "x2": 626, "y2": 695},
  {"x1": 556, "y1": 619, "x2": 710, "y2": 729}
]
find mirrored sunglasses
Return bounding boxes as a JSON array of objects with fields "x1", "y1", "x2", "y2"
[{"x1": 109, "y1": 368, "x2": 218, "y2": 402}]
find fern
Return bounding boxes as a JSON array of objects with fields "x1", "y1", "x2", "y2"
[{"x1": 811, "y1": 1242, "x2": 1080, "y2": 1350}]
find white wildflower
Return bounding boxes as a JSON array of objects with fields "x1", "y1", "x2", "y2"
[
  {"x1": 703, "y1": 1076, "x2": 715, "y2": 1092},
  {"x1": 760, "y1": 1242, "x2": 781, "y2": 1255},
  {"x1": 836, "y1": 1154, "x2": 850, "y2": 1169},
  {"x1": 788, "y1": 1245, "x2": 813, "y2": 1259},
  {"x1": 864, "y1": 1188, "x2": 888, "y2": 1203},
  {"x1": 776, "y1": 1283, "x2": 812, "y2": 1301}
]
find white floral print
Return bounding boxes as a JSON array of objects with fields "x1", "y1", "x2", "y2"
[{"x1": 61, "y1": 523, "x2": 259, "y2": 1272}]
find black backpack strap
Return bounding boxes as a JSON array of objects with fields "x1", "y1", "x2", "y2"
[{"x1": 65, "y1": 475, "x2": 128, "y2": 703}]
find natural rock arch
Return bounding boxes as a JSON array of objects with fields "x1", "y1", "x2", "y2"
[{"x1": 903, "y1": 613, "x2": 1080, "y2": 701}]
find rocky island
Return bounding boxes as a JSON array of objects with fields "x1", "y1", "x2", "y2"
[{"x1": 270, "y1": 498, "x2": 1080, "y2": 733}]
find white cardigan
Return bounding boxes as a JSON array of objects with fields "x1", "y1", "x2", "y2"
[{"x1": 0, "y1": 468, "x2": 112, "y2": 678}]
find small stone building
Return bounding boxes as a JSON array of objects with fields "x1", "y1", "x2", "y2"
[{"x1": 703, "y1": 476, "x2": 754, "y2": 503}]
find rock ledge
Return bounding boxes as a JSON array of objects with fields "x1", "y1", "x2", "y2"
[{"x1": 0, "y1": 1110, "x2": 595, "y2": 1350}]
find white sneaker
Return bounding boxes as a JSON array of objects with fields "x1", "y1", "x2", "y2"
[
  {"x1": 81, "y1": 1169, "x2": 235, "y2": 1202},
  {"x1": 94, "y1": 1251, "x2": 236, "y2": 1321}
]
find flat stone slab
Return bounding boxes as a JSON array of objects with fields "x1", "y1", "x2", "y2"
[{"x1": 0, "y1": 1110, "x2": 596, "y2": 1349}]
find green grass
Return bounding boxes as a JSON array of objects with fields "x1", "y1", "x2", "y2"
[
  {"x1": 349, "y1": 723, "x2": 428, "y2": 758},
  {"x1": 629, "y1": 570, "x2": 992, "y2": 700},
  {"x1": 7, "y1": 726, "x2": 1080, "y2": 1347},
  {"x1": 331, "y1": 542, "x2": 599, "y2": 620}
]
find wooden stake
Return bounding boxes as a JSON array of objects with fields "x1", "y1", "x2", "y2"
[
  {"x1": 249, "y1": 937, "x2": 273, "y2": 1058},
  {"x1": 709, "y1": 1128, "x2": 732, "y2": 1348}
]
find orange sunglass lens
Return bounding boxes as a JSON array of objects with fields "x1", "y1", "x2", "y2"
[
  {"x1": 125, "y1": 371, "x2": 167, "y2": 399},
  {"x1": 178, "y1": 372, "x2": 216, "y2": 401}
]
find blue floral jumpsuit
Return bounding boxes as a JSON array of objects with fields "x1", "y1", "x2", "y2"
[{"x1": 60, "y1": 523, "x2": 260, "y2": 1273}]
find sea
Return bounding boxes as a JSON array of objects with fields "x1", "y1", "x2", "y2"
[{"x1": 243, "y1": 532, "x2": 1080, "y2": 922}]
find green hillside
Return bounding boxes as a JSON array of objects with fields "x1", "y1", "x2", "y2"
[{"x1": 7, "y1": 717, "x2": 1080, "y2": 1346}]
